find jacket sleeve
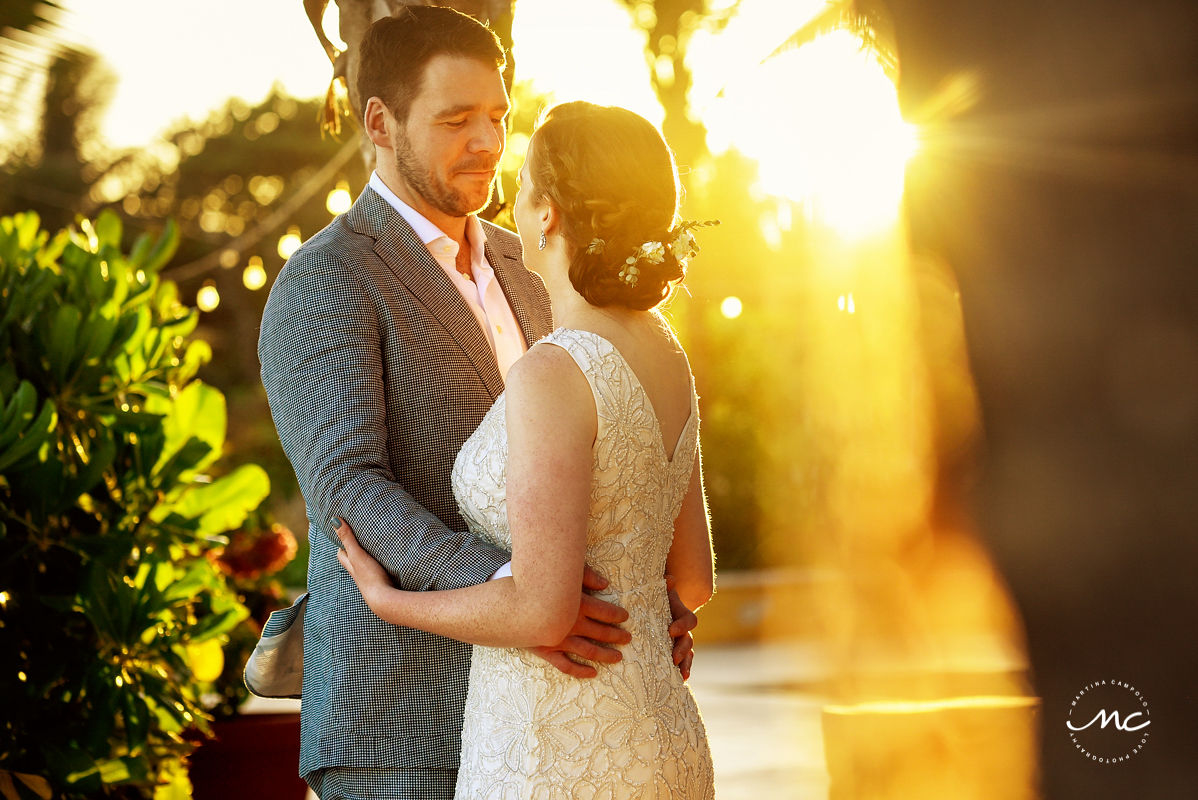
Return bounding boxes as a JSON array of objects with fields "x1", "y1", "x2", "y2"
[{"x1": 258, "y1": 241, "x2": 510, "y2": 591}]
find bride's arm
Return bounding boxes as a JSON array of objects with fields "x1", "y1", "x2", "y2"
[
  {"x1": 667, "y1": 445, "x2": 715, "y2": 611},
  {"x1": 336, "y1": 345, "x2": 597, "y2": 649}
]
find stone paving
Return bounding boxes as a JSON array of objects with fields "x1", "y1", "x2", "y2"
[{"x1": 686, "y1": 641, "x2": 831, "y2": 799}]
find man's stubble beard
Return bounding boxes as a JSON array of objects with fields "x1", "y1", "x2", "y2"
[{"x1": 393, "y1": 132, "x2": 496, "y2": 218}]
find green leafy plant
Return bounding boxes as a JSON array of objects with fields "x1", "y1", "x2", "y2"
[{"x1": 0, "y1": 211, "x2": 270, "y2": 798}]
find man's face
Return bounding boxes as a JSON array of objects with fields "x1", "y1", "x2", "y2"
[{"x1": 391, "y1": 54, "x2": 509, "y2": 218}]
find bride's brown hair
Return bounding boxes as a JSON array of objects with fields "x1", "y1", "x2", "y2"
[{"x1": 529, "y1": 102, "x2": 682, "y2": 310}]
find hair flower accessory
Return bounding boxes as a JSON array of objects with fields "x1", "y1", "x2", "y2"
[
  {"x1": 615, "y1": 218, "x2": 720, "y2": 287},
  {"x1": 668, "y1": 219, "x2": 719, "y2": 265},
  {"x1": 639, "y1": 241, "x2": 666, "y2": 264}
]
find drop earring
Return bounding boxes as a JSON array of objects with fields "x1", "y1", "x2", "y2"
[{"x1": 538, "y1": 230, "x2": 547, "y2": 251}]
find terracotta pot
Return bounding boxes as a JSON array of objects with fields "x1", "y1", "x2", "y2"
[{"x1": 190, "y1": 713, "x2": 307, "y2": 800}]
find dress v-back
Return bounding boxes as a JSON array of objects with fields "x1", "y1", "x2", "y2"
[{"x1": 450, "y1": 327, "x2": 715, "y2": 799}]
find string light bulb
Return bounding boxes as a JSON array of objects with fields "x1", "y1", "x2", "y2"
[
  {"x1": 277, "y1": 226, "x2": 302, "y2": 259},
  {"x1": 243, "y1": 256, "x2": 267, "y2": 290},
  {"x1": 326, "y1": 180, "x2": 352, "y2": 215},
  {"x1": 197, "y1": 281, "x2": 220, "y2": 312}
]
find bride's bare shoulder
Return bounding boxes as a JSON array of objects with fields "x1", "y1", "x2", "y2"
[
  {"x1": 506, "y1": 341, "x2": 589, "y2": 403},
  {"x1": 505, "y1": 342, "x2": 596, "y2": 439}
]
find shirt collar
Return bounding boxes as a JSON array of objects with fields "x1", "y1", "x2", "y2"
[{"x1": 368, "y1": 171, "x2": 490, "y2": 268}]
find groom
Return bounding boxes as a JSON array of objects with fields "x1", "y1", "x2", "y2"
[{"x1": 259, "y1": 8, "x2": 695, "y2": 799}]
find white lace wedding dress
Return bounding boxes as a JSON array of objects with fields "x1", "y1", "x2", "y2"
[{"x1": 450, "y1": 327, "x2": 715, "y2": 799}]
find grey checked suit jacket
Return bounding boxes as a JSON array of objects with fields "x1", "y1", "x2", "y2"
[{"x1": 259, "y1": 187, "x2": 552, "y2": 777}]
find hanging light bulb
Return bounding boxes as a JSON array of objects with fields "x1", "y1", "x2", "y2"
[
  {"x1": 277, "y1": 226, "x2": 302, "y2": 259},
  {"x1": 197, "y1": 281, "x2": 221, "y2": 312},
  {"x1": 326, "y1": 180, "x2": 353, "y2": 215},
  {"x1": 243, "y1": 256, "x2": 268, "y2": 290}
]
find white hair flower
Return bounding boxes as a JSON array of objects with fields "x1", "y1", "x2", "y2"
[
  {"x1": 613, "y1": 219, "x2": 720, "y2": 288},
  {"x1": 639, "y1": 241, "x2": 666, "y2": 264}
]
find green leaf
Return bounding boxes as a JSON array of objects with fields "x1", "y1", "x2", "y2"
[
  {"x1": 65, "y1": 427, "x2": 115, "y2": 497},
  {"x1": 148, "y1": 381, "x2": 226, "y2": 476},
  {"x1": 15, "y1": 211, "x2": 42, "y2": 249},
  {"x1": 188, "y1": 605, "x2": 249, "y2": 643},
  {"x1": 176, "y1": 339, "x2": 212, "y2": 385},
  {"x1": 128, "y1": 231, "x2": 153, "y2": 267},
  {"x1": 93, "y1": 755, "x2": 146, "y2": 784},
  {"x1": 152, "y1": 437, "x2": 214, "y2": 490},
  {"x1": 0, "y1": 397, "x2": 57, "y2": 473},
  {"x1": 0, "y1": 771, "x2": 18, "y2": 800},
  {"x1": 15, "y1": 772, "x2": 52, "y2": 800},
  {"x1": 121, "y1": 691, "x2": 150, "y2": 752},
  {"x1": 0, "y1": 380, "x2": 37, "y2": 450},
  {"x1": 161, "y1": 562, "x2": 206, "y2": 602},
  {"x1": 173, "y1": 464, "x2": 271, "y2": 535},
  {"x1": 141, "y1": 219, "x2": 179, "y2": 273},
  {"x1": 93, "y1": 209, "x2": 122, "y2": 249},
  {"x1": 78, "y1": 310, "x2": 119, "y2": 365},
  {"x1": 47, "y1": 303, "x2": 83, "y2": 384},
  {"x1": 119, "y1": 306, "x2": 152, "y2": 355},
  {"x1": 151, "y1": 761, "x2": 192, "y2": 800}
]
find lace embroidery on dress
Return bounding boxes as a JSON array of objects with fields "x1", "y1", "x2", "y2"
[{"x1": 450, "y1": 327, "x2": 714, "y2": 799}]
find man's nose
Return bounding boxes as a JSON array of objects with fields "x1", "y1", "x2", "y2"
[{"x1": 468, "y1": 118, "x2": 504, "y2": 155}]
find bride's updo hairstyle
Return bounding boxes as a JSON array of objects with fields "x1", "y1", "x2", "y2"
[{"x1": 529, "y1": 102, "x2": 683, "y2": 310}]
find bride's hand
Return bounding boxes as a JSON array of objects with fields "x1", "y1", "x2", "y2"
[{"x1": 333, "y1": 518, "x2": 393, "y2": 605}]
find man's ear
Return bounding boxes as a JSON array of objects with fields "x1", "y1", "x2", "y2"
[{"x1": 363, "y1": 97, "x2": 393, "y2": 149}]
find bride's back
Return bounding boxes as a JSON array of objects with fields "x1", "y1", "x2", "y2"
[{"x1": 579, "y1": 313, "x2": 695, "y2": 462}]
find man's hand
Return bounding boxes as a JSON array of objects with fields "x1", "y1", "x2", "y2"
[
  {"x1": 531, "y1": 566, "x2": 630, "y2": 679},
  {"x1": 666, "y1": 574, "x2": 698, "y2": 681}
]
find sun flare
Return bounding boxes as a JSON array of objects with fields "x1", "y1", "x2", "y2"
[{"x1": 705, "y1": 29, "x2": 918, "y2": 237}]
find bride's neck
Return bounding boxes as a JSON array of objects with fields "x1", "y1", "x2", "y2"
[
  {"x1": 541, "y1": 264, "x2": 585, "y2": 324},
  {"x1": 538, "y1": 253, "x2": 653, "y2": 331},
  {"x1": 547, "y1": 276, "x2": 650, "y2": 335}
]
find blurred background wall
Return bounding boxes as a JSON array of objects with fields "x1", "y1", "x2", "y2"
[{"x1": 891, "y1": 0, "x2": 1198, "y2": 795}]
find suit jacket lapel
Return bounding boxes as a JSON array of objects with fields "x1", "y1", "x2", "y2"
[
  {"x1": 482, "y1": 224, "x2": 552, "y2": 347},
  {"x1": 346, "y1": 188, "x2": 505, "y2": 398}
]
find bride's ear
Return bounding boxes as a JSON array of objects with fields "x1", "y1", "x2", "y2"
[{"x1": 540, "y1": 204, "x2": 562, "y2": 239}]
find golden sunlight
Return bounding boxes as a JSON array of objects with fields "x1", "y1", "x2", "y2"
[
  {"x1": 511, "y1": 0, "x2": 661, "y2": 123},
  {"x1": 720, "y1": 296, "x2": 744, "y2": 319},
  {"x1": 705, "y1": 30, "x2": 918, "y2": 237}
]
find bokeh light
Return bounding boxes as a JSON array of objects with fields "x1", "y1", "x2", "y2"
[
  {"x1": 326, "y1": 181, "x2": 352, "y2": 215},
  {"x1": 196, "y1": 281, "x2": 220, "y2": 312},
  {"x1": 720, "y1": 296, "x2": 744, "y2": 319},
  {"x1": 243, "y1": 256, "x2": 268, "y2": 290},
  {"x1": 705, "y1": 30, "x2": 918, "y2": 236},
  {"x1": 277, "y1": 226, "x2": 302, "y2": 259}
]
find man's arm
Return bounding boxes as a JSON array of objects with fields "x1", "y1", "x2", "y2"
[{"x1": 259, "y1": 245, "x2": 507, "y2": 590}]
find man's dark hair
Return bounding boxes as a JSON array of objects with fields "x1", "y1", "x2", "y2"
[{"x1": 356, "y1": 6, "x2": 506, "y2": 124}]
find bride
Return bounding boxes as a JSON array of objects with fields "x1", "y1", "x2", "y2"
[{"x1": 336, "y1": 101, "x2": 717, "y2": 798}]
